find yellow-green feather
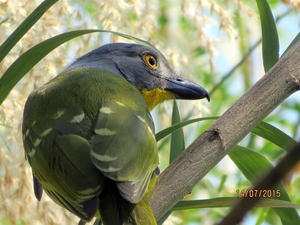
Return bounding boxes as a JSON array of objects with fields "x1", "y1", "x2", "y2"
[{"x1": 23, "y1": 68, "x2": 158, "y2": 224}]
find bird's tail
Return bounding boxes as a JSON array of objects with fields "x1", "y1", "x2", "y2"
[
  {"x1": 99, "y1": 179, "x2": 157, "y2": 225},
  {"x1": 125, "y1": 195, "x2": 157, "y2": 225}
]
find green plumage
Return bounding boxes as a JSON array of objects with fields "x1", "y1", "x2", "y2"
[
  {"x1": 23, "y1": 43, "x2": 209, "y2": 225},
  {"x1": 23, "y1": 68, "x2": 158, "y2": 224}
]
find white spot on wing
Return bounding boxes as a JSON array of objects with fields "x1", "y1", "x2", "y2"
[
  {"x1": 100, "y1": 107, "x2": 114, "y2": 114},
  {"x1": 98, "y1": 165, "x2": 121, "y2": 173},
  {"x1": 78, "y1": 187, "x2": 101, "y2": 196},
  {"x1": 40, "y1": 128, "x2": 52, "y2": 137},
  {"x1": 33, "y1": 138, "x2": 42, "y2": 147},
  {"x1": 90, "y1": 151, "x2": 118, "y2": 162},
  {"x1": 147, "y1": 125, "x2": 155, "y2": 140},
  {"x1": 137, "y1": 115, "x2": 155, "y2": 140},
  {"x1": 136, "y1": 115, "x2": 146, "y2": 124},
  {"x1": 28, "y1": 148, "x2": 36, "y2": 157},
  {"x1": 114, "y1": 101, "x2": 127, "y2": 108},
  {"x1": 95, "y1": 128, "x2": 116, "y2": 136},
  {"x1": 91, "y1": 152, "x2": 121, "y2": 172},
  {"x1": 25, "y1": 129, "x2": 30, "y2": 137},
  {"x1": 70, "y1": 113, "x2": 85, "y2": 123},
  {"x1": 53, "y1": 110, "x2": 65, "y2": 119}
]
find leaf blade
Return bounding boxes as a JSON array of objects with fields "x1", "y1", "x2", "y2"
[
  {"x1": 256, "y1": 0, "x2": 279, "y2": 72},
  {"x1": 253, "y1": 121, "x2": 297, "y2": 151},
  {"x1": 0, "y1": 29, "x2": 154, "y2": 105},
  {"x1": 155, "y1": 116, "x2": 217, "y2": 141},
  {"x1": 169, "y1": 101, "x2": 185, "y2": 164},
  {"x1": 171, "y1": 197, "x2": 300, "y2": 211},
  {"x1": 0, "y1": 0, "x2": 59, "y2": 63}
]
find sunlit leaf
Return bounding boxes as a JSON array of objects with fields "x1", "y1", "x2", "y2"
[{"x1": 256, "y1": 0, "x2": 279, "y2": 72}]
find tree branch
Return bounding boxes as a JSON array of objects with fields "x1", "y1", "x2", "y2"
[{"x1": 150, "y1": 41, "x2": 300, "y2": 220}]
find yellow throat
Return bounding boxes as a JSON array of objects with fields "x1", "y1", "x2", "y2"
[{"x1": 140, "y1": 88, "x2": 175, "y2": 111}]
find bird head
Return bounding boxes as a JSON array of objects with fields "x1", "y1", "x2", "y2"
[{"x1": 65, "y1": 43, "x2": 210, "y2": 110}]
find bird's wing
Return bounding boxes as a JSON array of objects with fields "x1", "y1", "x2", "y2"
[
  {"x1": 88, "y1": 72, "x2": 159, "y2": 204},
  {"x1": 23, "y1": 97, "x2": 105, "y2": 221},
  {"x1": 23, "y1": 68, "x2": 158, "y2": 221}
]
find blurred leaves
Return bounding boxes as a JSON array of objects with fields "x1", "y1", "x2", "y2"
[
  {"x1": 1, "y1": 0, "x2": 300, "y2": 224},
  {"x1": 0, "y1": 0, "x2": 58, "y2": 64}
]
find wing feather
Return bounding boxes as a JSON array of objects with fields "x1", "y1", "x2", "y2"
[{"x1": 89, "y1": 73, "x2": 159, "y2": 203}]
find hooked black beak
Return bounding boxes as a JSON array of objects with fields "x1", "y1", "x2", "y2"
[{"x1": 164, "y1": 77, "x2": 210, "y2": 102}]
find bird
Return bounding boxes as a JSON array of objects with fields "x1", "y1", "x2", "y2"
[{"x1": 22, "y1": 43, "x2": 210, "y2": 225}]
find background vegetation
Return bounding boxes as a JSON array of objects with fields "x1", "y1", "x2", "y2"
[{"x1": 0, "y1": 0, "x2": 299, "y2": 224}]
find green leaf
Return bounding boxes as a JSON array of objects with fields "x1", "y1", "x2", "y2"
[
  {"x1": 229, "y1": 146, "x2": 271, "y2": 182},
  {"x1": 0, "y1": 0, "x2": 58, "y2": 63},
  {"x1": 155, "y1": 116, "x2": 217, "y2": 141},
  {"x1": 256, "y1": 0, "x2": 279, "y2": 72},
  {"x1": 156, "y1": 118, "x2": 296, "y2": 153},
  {"x1": 0, "y1": 29, "x2": 155, "y2": 105},
  {"x1": 157, "y1": 211, "x2": 172, "y2": 225},
  {"x1": 229, "y1": 145, "x2": 300, "y2": 225},
  {"x1": 253, "y1": 121, "x2": 297, "y2": 151},
  {"x1": 0, "y1": 30, "x2": 93, "y2": 105},
  {"x1": 171, "y1": 197, "x2": 300, "y2": 211},
  {"x1": 169, "y1": 101, "x2": 185, "y2": 164}
]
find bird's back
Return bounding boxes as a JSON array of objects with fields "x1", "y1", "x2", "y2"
[{"x1": 23, "y1": 68, "x2": 158, "y2": 223}]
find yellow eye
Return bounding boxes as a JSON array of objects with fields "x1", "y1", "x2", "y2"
[{"x1": 144, "y1": 54, "x2": 157, "y2": 68}]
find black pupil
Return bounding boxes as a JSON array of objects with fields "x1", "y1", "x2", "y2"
[{"x1": 149, "y1": 56, "x2": 156, "y2": 66}]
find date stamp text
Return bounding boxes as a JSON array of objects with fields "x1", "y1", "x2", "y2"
[{"x1": 236, "y1": 189, "x2": 281, "y2": 198}]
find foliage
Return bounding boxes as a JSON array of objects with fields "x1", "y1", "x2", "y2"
[{"x1": 0, "y1": 0, "x2": 300, "y2": 224}]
